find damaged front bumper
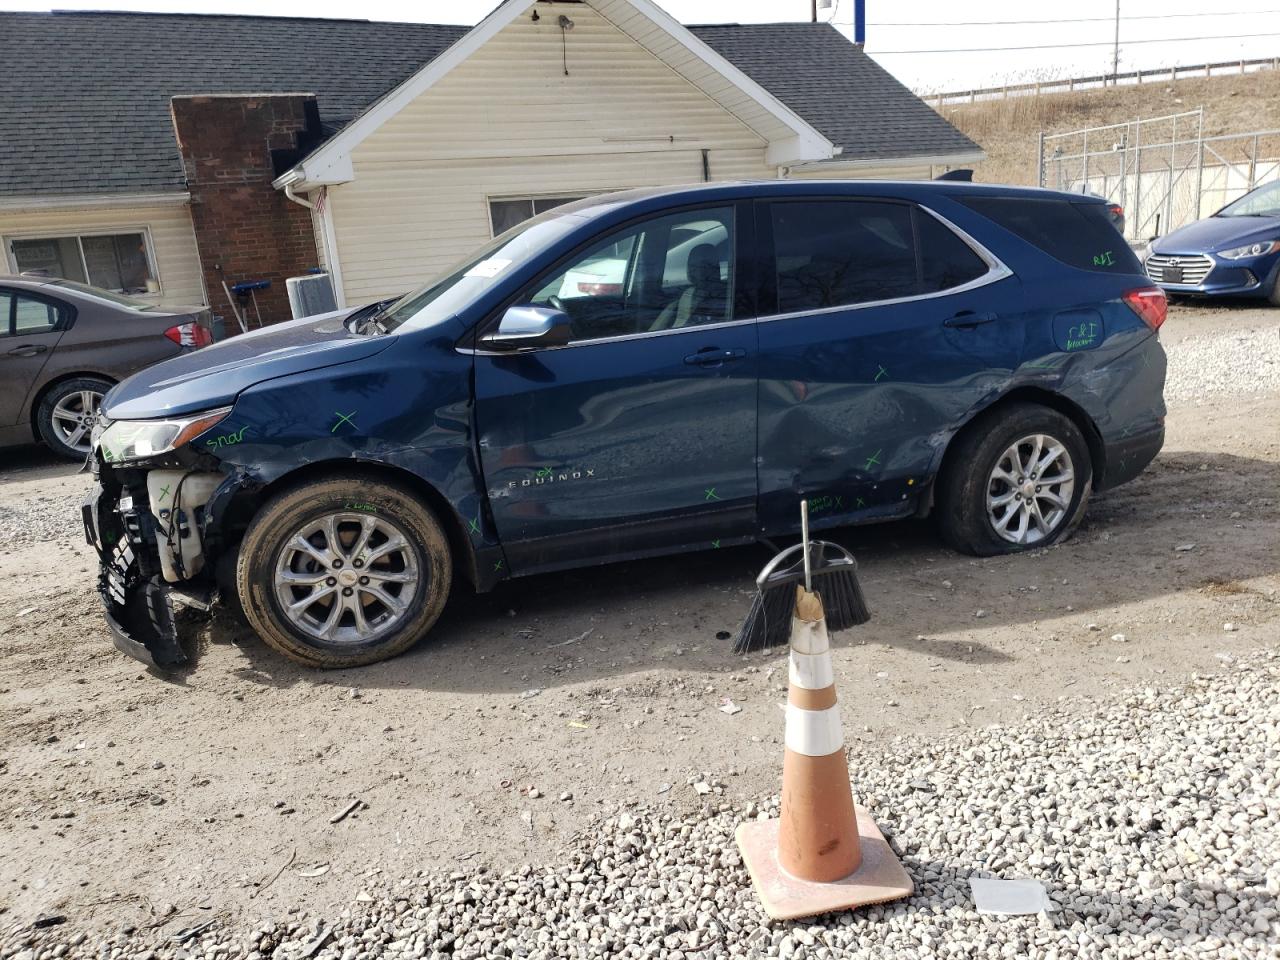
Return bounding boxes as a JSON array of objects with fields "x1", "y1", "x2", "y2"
[
  {"x1": 84, "y1": 460, "x2": 232, "y2": 669},
  {"x1": 83, "y1": 482, "x2": 186, "y2": 668}
]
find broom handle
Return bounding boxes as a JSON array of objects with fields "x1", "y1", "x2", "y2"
[{"x1": 800, "y1": 499, "x2": 811, "y2": 591}]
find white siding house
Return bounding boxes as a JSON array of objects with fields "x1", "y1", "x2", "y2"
[{"x1": 276, "y1": 0, "x2": 983, "y2": 306}]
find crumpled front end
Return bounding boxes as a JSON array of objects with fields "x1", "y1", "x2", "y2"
[{"x1": 84, "y1": 420, "x2": 235, "y2": 668}]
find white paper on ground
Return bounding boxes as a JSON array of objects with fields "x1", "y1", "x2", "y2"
[{"x1": 969, "y1": 877, "x2": 1054, "y2": 915}]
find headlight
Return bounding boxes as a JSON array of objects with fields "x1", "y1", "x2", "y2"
[
  {"x1": 95, "y1": 407, "x2": 232, "y2": 464},
  {"x1": 1217, "y1": 240, "x2": 1280, "y2": 260}
]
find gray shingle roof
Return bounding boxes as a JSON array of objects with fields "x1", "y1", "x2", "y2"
[
  {"x1": 689, "y1": 23, "x2": 980, "y2": 163},
  {"x1": 0, "y1": 12, "x2": 976, "y2": 199}
]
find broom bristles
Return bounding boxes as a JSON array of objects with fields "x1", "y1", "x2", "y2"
[{"x1": 730, "y1": 539, "x2": 871, "y2": 653}]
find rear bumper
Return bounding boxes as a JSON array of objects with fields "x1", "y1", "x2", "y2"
[{"x1": 1098, "y1": 424, "x2": 1164, "y2": 491}]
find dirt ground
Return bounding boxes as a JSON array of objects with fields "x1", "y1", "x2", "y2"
[{"x1": 1, "y1": 304, "x2": 1277, "y2": 939}]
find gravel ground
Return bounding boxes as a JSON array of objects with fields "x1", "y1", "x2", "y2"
[
  {"x1": 4, "y1": 650, "x2": 1275, "y2": 960},
  {"x1": 0, "y1": 491, "x2": 87, "y2": 549},
  {"x1": 1164, "y1": 325, "x2": 1280, "y2": 403}
]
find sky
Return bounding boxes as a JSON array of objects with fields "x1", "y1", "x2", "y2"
[{"x1": 3, "y1": 0, "x2": 1279, "y2": 92}]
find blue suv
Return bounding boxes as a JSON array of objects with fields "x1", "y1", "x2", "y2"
[{"x1": 85, "y1": 181, "x2": 1168, "y2": 669}]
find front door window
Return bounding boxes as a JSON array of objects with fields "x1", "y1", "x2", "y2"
[{"x1": 523, "y1": 206, "x2": 735, "y2": 343}]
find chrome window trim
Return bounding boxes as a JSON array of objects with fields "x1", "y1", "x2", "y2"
[
  {"x1": 458, "y1": 203, "x2": 1013, "y2": 356},
  {"x1": 460, "y1": 315, "x2": 757, "y2": 356},
  {"x1": 756, "y1": 203, "x2": 1013, "y2": 325}
]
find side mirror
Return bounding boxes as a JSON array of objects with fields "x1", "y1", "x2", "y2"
[{"x1": 479, "y1": 305, "x2": 572, "y2": 351}]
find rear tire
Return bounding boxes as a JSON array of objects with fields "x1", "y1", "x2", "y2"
[
  {"x1": 1268, "y1": 270, "x2": 1280, "y2": 307},
  {"x1": 936, "y1": 403, "x2": 1092, "y2": 556},
  {"x1": 236, "y1": 474, "x2": 451, "y2": 668},
  {"x1": 37, "y1": 377, "x2": 110, "y2": 460}
]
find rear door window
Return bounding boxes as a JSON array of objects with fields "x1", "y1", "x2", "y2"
[
  {"x1": 771, "y1": 200, "x2": 917, "y2": 312},
  {"x1": 14, "y1": 295, "x2": 60, "y2": 334},
  {"x1": 957, "y1": 196, "x2": 1139, "y2": 273}
]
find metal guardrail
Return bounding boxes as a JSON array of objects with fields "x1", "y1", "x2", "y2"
[{"x1": 926, "y1": 56, "x2": 1280, "y2": 106}]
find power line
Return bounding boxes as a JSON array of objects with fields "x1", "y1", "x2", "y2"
[
  {"x1": 870, "y1": 9, "x2": 1280, "y2": 27},
  {"x1": 872, "y1": 31, "x2": 1280, "y2": 54}
]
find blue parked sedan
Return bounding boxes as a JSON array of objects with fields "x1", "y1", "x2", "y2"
[
  {"x1": 1144, "y1": 181, "x2": 1280, "y2": 303},
  {"x1": 84, "y1": 181, "x2": 1168, "y2": 669}
]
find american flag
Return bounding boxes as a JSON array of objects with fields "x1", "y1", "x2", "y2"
[{"x1": 315, "y1": 186, "x2": 327, "y2": 215}]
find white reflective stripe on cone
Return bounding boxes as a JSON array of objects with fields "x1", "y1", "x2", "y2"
[
  {"x1": 789, "y1": 650, "x2": 834, "y2": 690},
  {"x1": 784, "y1": 703, "x2": 844, "y2": 757},
  {"x1": 789, "y1": 617, "x2": 831, "y2": 656}
]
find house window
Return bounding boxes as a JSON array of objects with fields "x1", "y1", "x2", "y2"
[
  {"x1": 489, "y1": 196, "x2": 585, "y2": 236},
  {"x1": 7, "y1": 231, "x2": 156, "y2": 295}
]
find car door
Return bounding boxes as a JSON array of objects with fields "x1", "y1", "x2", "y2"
[
  {"x1": 473, "y1": 201, "x2": 758, "y2": 574},
  {"x1": 754, "y1": 196, "x2": 1024, "y2": 534},
  {"x1": 0, "y1": 289, "x2": 67, "y2": 428}
]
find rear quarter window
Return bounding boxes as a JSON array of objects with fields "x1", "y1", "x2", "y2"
[{"x1": 957, "y1": 196, "x2": 1140, "y2": 274}]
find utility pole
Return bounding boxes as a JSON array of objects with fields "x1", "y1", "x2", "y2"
[
  {"x1": 1112, "y1": 0, "x2": 1121, "y2": 84},
  {"x1": 811, "y1": 0, "x2": 817, "y2": 22}
]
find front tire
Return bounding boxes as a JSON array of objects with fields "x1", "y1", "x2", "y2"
[
  {"x1": 37, "y1": 377, "x2": 110, "y2": 460},
  {"x1": 937, "y1": 403, "x2": 1092, "y2": 556},
  {"x1": 236, "y1": 475, "x2": 452, "y2": 668}
]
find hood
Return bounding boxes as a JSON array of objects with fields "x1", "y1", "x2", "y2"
[
  {"x1": 1153, "y1": 215, "x2": 1280, "y2": 254},
  {"x1": 104, "y1": 308, "x2": 395, "y2": 420}
]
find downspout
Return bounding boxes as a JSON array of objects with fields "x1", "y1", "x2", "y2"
[
  {"x1": 283, "y1": 180, "x2": 313, "y2": 210},
  {"x1": 281, "y1": 177, "x2": 348, "y2": 309}
]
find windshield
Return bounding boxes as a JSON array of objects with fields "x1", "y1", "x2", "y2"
[
  {"x1": 45, "y1": 279, "x2": 158, "y2": 310},
  {"x1": 1218, "y1": 181, "x2": 1280, "y2": 218},
  {"x1": 377, "y1": 210, "x2": 586, "y2": 332}
]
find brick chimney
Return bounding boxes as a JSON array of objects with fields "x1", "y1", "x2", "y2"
[{"x1": 171, "y1": 94, "x2": 323, "y2": 332}]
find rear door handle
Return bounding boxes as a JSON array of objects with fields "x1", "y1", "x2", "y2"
[
  {"x1": 6, "y1": 344, "x2": 48, "y2": 357},
  {"x1": 684, "y1": 348, "x2": 746, "y2": 366},
  {"x1": 943, "y1": 311, "x2": 998, "y2": 329}
]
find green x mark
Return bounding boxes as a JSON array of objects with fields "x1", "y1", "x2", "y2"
[
  {"x1": 332, "y1": 410, "x2": 358, "y2": 433},
  {"x1": 157, "y1": 484, "x2": 172, "y2": 502},
  {"x1": 711, "y1": 539, "x2": 721, "y2": 549},
  {"x1": 874, "y1": 364, "x2": 888, "y2": 382},
  {"x1": 704, "y1": 487, "x2": 721, "y2": 501},
  {"x1": 494, "y1": 559, "x2": 505, "y2": 572},
  {"x1": 863, "y1": 449, "x2": 882, "y2": 471},
  {"x1": 855, "y1": 497, "x2": 866, "y2": 508},
  {"x1": 468, "y1": 515, "x2": 481, "y2": 535}
]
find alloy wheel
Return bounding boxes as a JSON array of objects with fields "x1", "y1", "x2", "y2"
[
  {"x1": 274, "y1": 512, "x2": 421, "y2": 644},
  {"x1": 985, "y1": 434, "x2": 1076, "y2": 545},
  {"x1": 50, "y1": 389, "x2": 102, "y2": 454}
]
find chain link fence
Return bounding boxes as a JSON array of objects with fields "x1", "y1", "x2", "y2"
[{"x1": 1037, "y1": 111, "x2": 1280, "y2": 241}]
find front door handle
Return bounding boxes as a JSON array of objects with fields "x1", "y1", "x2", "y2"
[
  {"x1": 6, "y1": 344, "x2": 48, "y2": 358},
  {"x1": 684, "y1": 347, "x2": 746, "y2": 367},
  {"x1": 943, "y1": 311, "x2": 998, "y2": 329}
]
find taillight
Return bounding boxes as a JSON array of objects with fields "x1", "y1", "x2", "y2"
[
  {"x1": 1123, "y1": 286, "x2": 1166, "y2": 331},
  {"x1": 164, "y1": 321, "x2": 213, "y2": 348},
  {"x1": 1109, "y1": 204, "x2": 1124, "y2": 217}
]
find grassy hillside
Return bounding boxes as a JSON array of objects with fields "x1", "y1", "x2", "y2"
[{"x1": 943, "y1": 70, "x2": 1280, "y2": 186}]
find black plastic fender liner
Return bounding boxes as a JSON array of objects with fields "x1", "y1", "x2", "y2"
[
  {"x1": 85, "y1": 488, "x2": 188, "y2": 669},
  {"x1": 102, "y1": 577, "x2": 187, "y2": 669}
]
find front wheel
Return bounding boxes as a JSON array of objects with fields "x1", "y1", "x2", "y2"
[
  {"x1": 236, "y1": 475, "x2": 452, "y2": 667},
  {"x1": 937, "y1": 403, "x2": 1093, "y2": 556}
]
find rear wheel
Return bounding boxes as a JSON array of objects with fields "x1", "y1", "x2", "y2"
[
  {"x1": 236, "y1": 475, "x2": 451, "y2": 668},
  {"x1": 1268, "y1": 270, "x2": 1280, "y2": 307},
  {"x1": 37, "y1": 377, "x2": 110, "y2": 460},
  {"x1": 937, "y1": 403, "x2": 1092, "y2": 556}
]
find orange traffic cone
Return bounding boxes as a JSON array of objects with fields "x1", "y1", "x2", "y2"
[{"x1": 736, "y1": 585, "x2": 913, "y2": 920}]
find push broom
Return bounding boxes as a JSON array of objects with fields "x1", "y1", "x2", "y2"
[{"x1": 733, "y1": 500, "x2": 870, "y2": 653}]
